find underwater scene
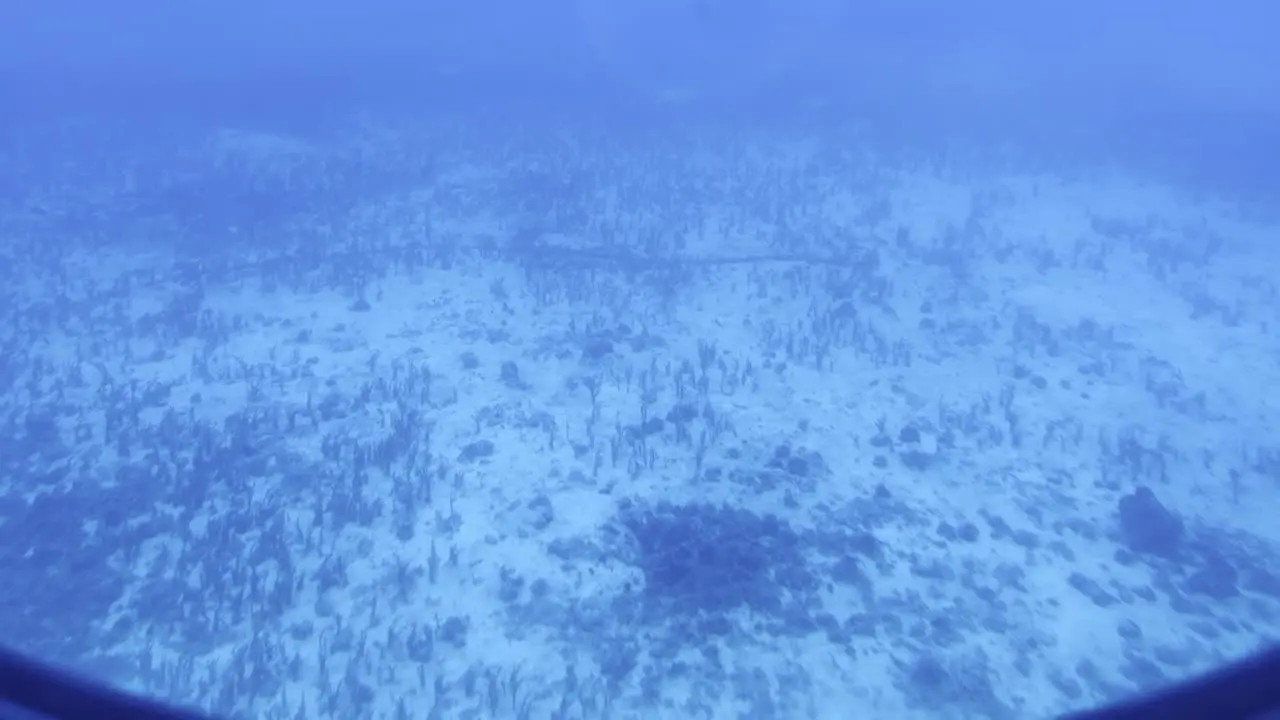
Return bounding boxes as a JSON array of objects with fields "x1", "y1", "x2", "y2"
[{"x1": 1, "y1": 1, "x2": 1278, "y2": 718}]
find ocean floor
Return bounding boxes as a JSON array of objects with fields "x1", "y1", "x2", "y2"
[{"x1": 1, "y1": 127, "x2": 1278, "y2": 719}]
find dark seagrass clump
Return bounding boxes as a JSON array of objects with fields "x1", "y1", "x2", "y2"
[{"x1": 620, "y1": 501, "x2": 817, "y2": 617}]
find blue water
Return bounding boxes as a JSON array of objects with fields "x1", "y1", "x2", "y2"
[{"x1": 1, "y1": 1, "x2": 1278, "y2": 718}]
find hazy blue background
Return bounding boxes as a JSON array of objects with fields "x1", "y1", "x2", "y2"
[{"x1": 3, "y1": 0, "x2": 1278, "y2": 200}]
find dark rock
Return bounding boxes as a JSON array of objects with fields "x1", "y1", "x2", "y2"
[
  {"x1": 911, "y1": 560, "x2": 955, "y2": 581},
  {"x1": 1182, "y1": 553, "x2": 1239, "y2": 599},
  {"x1": 458, "y1": 439, "x2": 495, "y2": 462},
  {"x1": 986, "y1": 515, "x2": 1013, "y2": 539},
  {"x1": 519, "y1": 495, "x2": 555, "y2": 532},
  {"x1": 498, "y1": 568, "x2": 524, "y2": 604},
  {"x1": 439, "y1": 616, "x2": 469, "y2": 649},
  {"x1": 1116, "y1": 619, "x2": 1143, "y2": 641},
  {"x1": 1119, "y1": 651, "x2": 1165, "y2": 689},
  {"x1": 785, "y1": 456, "x2": 809, "y2": 477},
  {"x1": 500, "y1": 361, "x2": 526, "y2": 389},
  {"x1": 901, "y1": 449, "x2": 934, "y2": 471},
  {"x1": 405, "y1": 625, "x2": 434, "y2": 663},
  {"x1": 992, "y1": 563, "x2": 1026, "y2": 590},
  {"x1": 1012, "y1": 529, "x2": 1040, "y2": 548},
  {"x1": 846, "y1": 613, "x2": 877, "y2": 637},
  {"x1": 1117, "y1": 487, "x2": 1184, "y2": 558},
  {"x1": 831, "y1": 556, "x2": 862, "y2": 584},
  {"x1": 666, "y1": 403, "x2": 698, "y2": 425},
  {"x1": 1187, "y1": 619, "x2": 1221, "y2": 640},
  {"x1": 1069, "y1": 572, "x2": 1118, "y2": 607},
  {"x1": 581, "y1": 338, "x2": 614, "y2": 361},
  {"x1": 1048, "y1": 668, "x2": 1084, "y2": 700},
  {"x1": 638, "y1": 418, "x2": 664, "y2": 436}
]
